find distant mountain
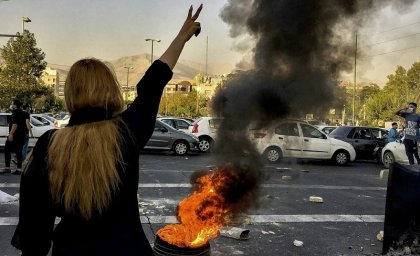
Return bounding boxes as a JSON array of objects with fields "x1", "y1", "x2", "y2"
[
  {"x1": 110, "y1": 54, "x2": 201, "y2": 86},
  {"x1": 47, "y1": 54, "x2": 234, "y2": 87}
]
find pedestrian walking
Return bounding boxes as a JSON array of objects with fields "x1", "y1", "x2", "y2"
[
  {"x1": 11, "y1": 4, "x2": 203, "y2": 255},
  {"x1": 395, "y1": 102, "x2": 420, "y2": 165},
  {"x1": 1, "y1": 99, "x2": 27, "y2": 174},
  {"x1": 21, "y1": 104, "x2": 33, "y2": 160}
]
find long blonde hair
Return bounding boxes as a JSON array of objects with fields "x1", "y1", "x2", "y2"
[{"x1": 48, "y1": 58, "x2": 125, "y2": 219}]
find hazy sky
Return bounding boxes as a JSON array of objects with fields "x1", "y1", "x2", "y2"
[{"x1": 1, "y1": 0, "x2": 420, "y2": 85}]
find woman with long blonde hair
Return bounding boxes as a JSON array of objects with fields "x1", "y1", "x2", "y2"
[{"x1": 12, "y1": 5, "x2": 202, "y2": 255}]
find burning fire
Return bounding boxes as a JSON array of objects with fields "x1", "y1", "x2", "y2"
[{"x1": 156, "y1": 166, "x2": 240, "y2": 248}]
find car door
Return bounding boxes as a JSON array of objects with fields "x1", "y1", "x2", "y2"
[
  {"x1": 147, "y1": 121, "x2": 171, "y2": 149},
  {"x1": 351, "y1": 127, "x2": 375, "y2": 159},
  {"x1": 208, "y1": 118, "x2": 221, "y2": 138},
  {"x1": 161, "y1": 119, "x2": 176, "y2": 129},
  {"x1": 175, "y1": 119, "x2": 191, "y2": 132},
  {"x1": 0, "y1": 114, "x2": 10, "y2": 146},
  {"x1": 300, "y1": 123, "x2": 331, "y2": 159},
  {"x1": 274, "y1": 122, "x2": 302, "y2": 158},
  {"x1": 371, "y1": 128, "x2": 387, "y2": 147}
]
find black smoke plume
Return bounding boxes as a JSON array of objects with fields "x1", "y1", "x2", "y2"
[{"x1": 202, "y1": 0, "x2": 417, "y2": 217}]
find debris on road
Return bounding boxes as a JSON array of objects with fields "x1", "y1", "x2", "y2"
[
  {"x1": 220, "y1": 227, "x2": 250, "y2": 240},
  {"x1": 309, "y1": 196, "x2": 324, "y2": 203},
  {"x1": 376, "y1": 230, "x2": 384, "y2": 241},
  {"x1": 281, "y1": 175, "x2": 292, "y2": 181},
  {"x1": 293, "y1": 240, "x2": 304, "y2": 247},
  {"x1": 0, "y1": 190, "x2": 18, "y2": 203}
]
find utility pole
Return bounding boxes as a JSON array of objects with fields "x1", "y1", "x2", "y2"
[
  {"x1": 205, "y1": 36, "x2": 208, "y2": 76},
  {"x1": 352, "y1": 34, "x2": 357, "y2": 126},
  {"x1": 145, "y1": 38, "x2": 161, "y2": 64}
]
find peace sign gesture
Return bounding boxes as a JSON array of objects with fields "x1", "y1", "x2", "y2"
[
  {"x1": 178, "y1": 4, "x2": 203, "y2": 42},
  {"x1": 159, "y1": 4, "x2": 203, "y2": 69}
]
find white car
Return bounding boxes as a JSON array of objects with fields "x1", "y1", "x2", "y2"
[
  {"x1": 54, "y1": 114, "x2": 70, "y2": 128},
  {"x1": 31, "y1": 113, "x2": 56, "y2": 126},
  {"x1": 250, "y1": 120, "x2": 356, "y2": 165},
  {"x1": 189, "y1": 117, "x2": 222, "y2": 152},
  {"x1": 0, "y1": 113, "x2": 55, "y2": 148},
  {"x1": 381, "y1": 140, "x2": 410, "y2": 168}
]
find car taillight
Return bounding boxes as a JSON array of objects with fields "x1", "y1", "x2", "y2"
[
  {"x1": 254, "y1": 132, "x2": 266, "y2": 138},
  {"x1": 192, "y1": 123, "x2": 198, "y2": 133}
]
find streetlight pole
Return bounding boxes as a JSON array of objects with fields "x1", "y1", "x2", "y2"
[
  {"x1": 145, "y1": 38, "x2": 161, "y2": 64},
  {"x1": 22, "y1": 16, "x2": 31, "y2": 33}
]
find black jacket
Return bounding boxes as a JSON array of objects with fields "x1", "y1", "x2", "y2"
[{"x1": 12, "y1": 60, "x2": 172, "y2": 255}]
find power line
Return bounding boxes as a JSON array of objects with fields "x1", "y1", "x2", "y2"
[
  {"x1": 376, "y1": 21, "x2": 420, "y2": 34},
  {"x1": 368, "y1": 32, "x2": 420, "y2": 46},
  {"x1": 365, "y1": 44, "x2": 420, "y2": 57}
]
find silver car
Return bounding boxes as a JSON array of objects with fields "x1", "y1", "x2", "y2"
[{"x1": 144, "y1": 119, "x2": 200, "y2": 155}]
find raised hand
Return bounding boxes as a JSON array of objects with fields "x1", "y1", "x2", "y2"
[
  {"x1": 159, "y1": 4, "x2": 203, "y2": 69},
  {"x1": 177, "y1": 4, "x2": 203, "y2": 42}
]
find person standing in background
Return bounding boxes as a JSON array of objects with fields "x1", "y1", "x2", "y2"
[
  {"x1": 1, "y1": 99, "x2": 27, "y2": 174},
  {"x1": 21, "y1": 104, "x2": 33, "y2": 160},
  {"x1": 387, "y1": 122, "x2": 400, "y2": 143},
  {"x1": 395, "y1": 102, "x2": 420, "y2": 165}
]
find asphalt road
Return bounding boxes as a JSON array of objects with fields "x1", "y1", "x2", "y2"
[{"x1": 0, "y1": 151, "x2": 389, "y2": 256}]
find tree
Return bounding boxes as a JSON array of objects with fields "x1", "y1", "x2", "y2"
[
  {"x1": 361, "y1": 62, "x2": 420, "y2": 126},
  {"x1": 158, "y1": 90, "x2": 209, "y2": 117},
  {"x1": 0, "y1": 30, "x2": 62, "y2": 112}
]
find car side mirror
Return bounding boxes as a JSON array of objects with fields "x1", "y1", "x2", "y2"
[{"x1": 160, "y1": 128, "x2": 168, "y2": 133}]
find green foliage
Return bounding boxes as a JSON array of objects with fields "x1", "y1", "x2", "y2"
[
  {"x1": 158, "y1": 90, "x2": 209, "y2": 118},
  {"x1": 0, "y1": 31, "x2": 64, "y2": 112},
  {"x1": 362, "y1": 63, "x2": 420, "y2": 126}
]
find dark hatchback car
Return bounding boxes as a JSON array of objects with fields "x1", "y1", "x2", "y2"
[
  {"x1": 329, "y1": 126, "x2": 388, "y2": 161},
  {"x1": 144, "y1": 119, "x2": 199, "y2": 156}
]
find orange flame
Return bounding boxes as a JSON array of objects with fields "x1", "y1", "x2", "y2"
[{"x1": 156, "y1": 167, "x2": 238, "y2": 248}]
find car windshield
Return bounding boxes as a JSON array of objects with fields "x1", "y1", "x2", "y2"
[
  {"x1": 329, "y1": 127, "x2": 349, "y2": 136},
  {"x1": 42, "y1": 115, "x2": 56, "y2": 122},
  {"x1": 30, "y1": 116, "x2": 46, "y2": 127}
]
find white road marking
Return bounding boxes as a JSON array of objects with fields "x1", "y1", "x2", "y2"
[
  {"x1": 0, "y1": 183, "x2": 386, "y2": 190},
  {"x1": 0, "y1": 214, "x2": 384, "y2": 226}
]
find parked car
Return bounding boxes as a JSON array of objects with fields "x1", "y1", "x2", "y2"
[
  {"x1": 329, "y1": 126, "x2": 388, "y2": 161},
  {"x1": 381, "y1": 139, "x2": 410, "y2": 168},
  {"x1": 0, "y1": 113, "x2": 55, "y2": 148},
  {"x1": 54, "y1": 114, "x2": 70, "y2": 128},
  {"x1": 144, "y1": 119, "x2": 199, "y2": 155},
  {"x1": 157, "y1": 117, "x2": 193, "y2": 132},
  {"x1": 31, "y1": 114, "x2": 56, "y2": 126},
  {"x1": 250, "y1": 120, "x2": 356, "y2": 165},
  {"x1": 189, "y1": 117, "x2": 222, "y2": 152},
  {"x1": 316, "y1": 125, "x2": 338, "y2": 135}
]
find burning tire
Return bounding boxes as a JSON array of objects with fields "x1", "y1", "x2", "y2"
[
  {"x1": 333, "y1": 150, "x2": 349, "y2": 165},
  {"x1": 263, "y1": 147, "x2": 282, "y2": 163},
  {"x1": 382, "y1": 151, "x2": 395, "y2": 169},
  {"x1": 153, "y1": 235, "x2": 210, "y2": 256},
  {"x1": 198, "y1": 137, "x2": 212, "y2": 153},
  {"x1": 173, "y1": 140, "x2": 189, "y2": 156}
]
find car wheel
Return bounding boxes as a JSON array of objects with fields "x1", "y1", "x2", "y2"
[
  {"x1": 333, "y1": 150, "x2": 349, "y2": 166},
  {"x1": 382, "y1": 151, "x2": 395, "y2": 169},
  {"x1": 263, "y1": 147, "x2": 282, "y2": 163},
  {"x1": 198, "y1": 138, "x2": 211, "y2": 153},
  {"x1": 173, "y1": 141, "x2": 189, "y2": 156}
]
